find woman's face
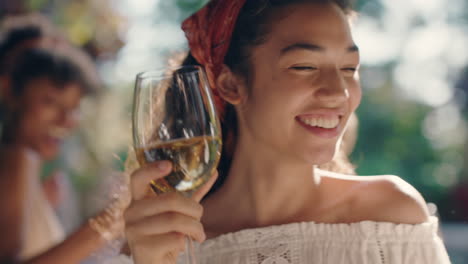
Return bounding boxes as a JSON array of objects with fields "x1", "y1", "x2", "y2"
[
  {"x1": 237, "y1": 2, "x2": 361, "y2": 164},
  {"x1": 14, "y1": 77, "x2": 82, "y2": 160}
]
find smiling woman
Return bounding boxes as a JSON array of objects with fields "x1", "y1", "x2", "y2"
[
  {"x1": 4, "y1": 49, "x2": 89, "y2": 159},
  {"x1": 0, "y1": 15, "x2": 126, "y2": 263},
  {"x1": 0, "y1": 46, "x2": 121, "y2": 264},
  {"x1": 116, "y1": 0, "x2": 452, "y2": 263}
]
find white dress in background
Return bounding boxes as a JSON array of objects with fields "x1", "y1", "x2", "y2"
[
  {"x1": 20, "y1": 169, "x2": 65, "y2": 260},
  {"x1": 107, "y1": 216, "x2": 451, "y2": 264}
]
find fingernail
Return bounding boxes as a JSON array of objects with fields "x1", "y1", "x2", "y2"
[
  {"x1": 198, "y1": 232, "x2": 206, "y2": 243},
  {"x1": 156, "y1": 161, "x2": 169, "y2": 171}
]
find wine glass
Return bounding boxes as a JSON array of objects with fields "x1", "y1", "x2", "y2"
[{"x1": 132, "y1": 65, "x2": 222, "y2": 263}]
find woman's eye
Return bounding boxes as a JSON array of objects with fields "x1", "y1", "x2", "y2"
[
  {"x1": 341, "y1": 67, "x2": 358, "y2": 77},
  {"x1": 290, "y1": 66, "x2": 317, "y2": 71},
  {"x1": 341, "y1": 67, "x2": 357, "y2": 72}
]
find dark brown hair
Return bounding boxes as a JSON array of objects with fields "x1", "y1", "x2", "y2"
[
  {"x1": 0, "y1": 15, "x2": 101, "y2": 143},
  {"x1": 0, "y1": 47, "x2": 94, "y2": 144},
  {"x1": 0, "y1": 14, "x2": 100, "y2": 93},
  {"x1": 183, "y1": 0, "x2": 356, "y2": 196},
  {"x1": 10, "y1": 48, "x2": 94, "y2": 96}
]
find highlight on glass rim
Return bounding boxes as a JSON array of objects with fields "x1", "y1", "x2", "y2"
[{"x1": 0, "y1": 0, "x2": 467, "y2": 264}]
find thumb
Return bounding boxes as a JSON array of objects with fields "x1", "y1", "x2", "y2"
[{"x1": 192, "y1": 170, "x2": 218, "y2": 202}]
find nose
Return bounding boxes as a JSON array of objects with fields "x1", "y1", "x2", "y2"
[{"x1": 315, "y1": 68, "x2": 349, "y2": 106}]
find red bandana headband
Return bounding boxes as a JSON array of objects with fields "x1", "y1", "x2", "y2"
[{"x1": 181, "y1": 0, "x2": 247, "y2": 119}]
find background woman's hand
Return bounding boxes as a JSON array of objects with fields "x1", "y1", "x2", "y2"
[
  {"x1": 0, "y1": 145, "x2": 42, "y2": 182},
  {"x1": 124, "y1": 161, "x2": 218, "y2": 264}
]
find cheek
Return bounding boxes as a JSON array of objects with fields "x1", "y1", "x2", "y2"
[
  {"x1": 22, "y1": 101, "x2": 59, "y2": 129},
  {"x1": 68, "y1": 112, "x2": 81, "y2": 129},
  {"x1": 248, "y1": 83, "x2": 285, "y2": 119},
  {"x1": 348, "y1": 82, "x2": 362, "y2": 111},
  {"x1": 244, "y1": 85, "x2": 301, "y2": 141}
]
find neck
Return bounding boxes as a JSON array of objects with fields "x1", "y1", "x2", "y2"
[{"x1": 205, "y1": 134, "x2": 321, "y2": 230}]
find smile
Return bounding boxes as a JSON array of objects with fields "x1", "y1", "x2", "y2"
[
  {"x1": 48, "y1": 127, "x2": 69, "y2": 139},
  {"x1": 298, "y1": 116, "x2": 340, "y2": 129},
  {"x1": 295, "y1": 114, "x2": 343, "y2": 139}
]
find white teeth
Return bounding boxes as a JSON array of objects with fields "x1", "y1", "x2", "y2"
[{"x1": 300, "y1": 116, "x2": 339, "y2": 129}]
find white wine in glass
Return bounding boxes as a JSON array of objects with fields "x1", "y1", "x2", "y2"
[
  {"x1": 132, "y1": 65, "x2": 221, "y2": 263},
  {"x1": 135, "y1": 135, "x2": 221, "y2": 195}
]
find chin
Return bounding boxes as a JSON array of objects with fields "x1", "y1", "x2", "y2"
[
  {"x1": 304, "y1": 149, "x2": 337, "y2": 165},
  {"x1": 313, "y1": 155, "x2": 336, "y2": 166}
]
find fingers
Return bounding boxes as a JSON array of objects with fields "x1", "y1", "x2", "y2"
[
  {"x1": 124, "y1": 192, "x2": 203, "y2": 224},
  {"x1": 130, "y1": 161, "x2": 172, "y2": 200},
  {"x1": 125, "y1": 162, "x2": 216, "y2": 263},
  {"x1": 140, "y1": 233, "x2": 186, "y2": 255},
  {"x1": 192, "y1": 170, "x2": 219, "y2": 202},
  {"x1": 129, "y1": 233, "x2": 186, "y2": 264},
  {"x1": 4, "y1": 146, "x2": 42, "y2": 171},
  {"x1": 126, "y1": 212, "x2": 206, "y2": 243}
]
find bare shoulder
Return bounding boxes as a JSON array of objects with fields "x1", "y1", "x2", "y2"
[
  {"x1": 356, "y1": 175, "x2": 430, "y2": 224},
  {"x1": 318, "y1": 169, "x2": 430, "y2": 224}
]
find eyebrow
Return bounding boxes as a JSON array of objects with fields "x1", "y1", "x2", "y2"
[{"x1": 280, "y1": 42, "x2": 359, "y2": 55}]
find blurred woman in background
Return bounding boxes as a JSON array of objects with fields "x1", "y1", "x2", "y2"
[{"x1": 0, "y1": 15, "x2": 126, "y2": 264}]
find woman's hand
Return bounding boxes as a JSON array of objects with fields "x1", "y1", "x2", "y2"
[
  {"x1": 0, "y1": 145, "x2": 41, "y2": 171},
  {"x1": 124, "y1": 161, "x2": 218, "y2": 264}
]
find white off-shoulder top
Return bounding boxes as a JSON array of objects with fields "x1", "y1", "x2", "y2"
[
  {"x1": 107, "y1": 216, "x2": 451, "y2": 264},
  {"x1": 20, "y1": 166, "x2": 65, "y2": 260}
]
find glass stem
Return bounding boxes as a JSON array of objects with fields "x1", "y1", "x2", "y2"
[{"x1": 185, "y1": 236, "x2": 197, "y2": 264}]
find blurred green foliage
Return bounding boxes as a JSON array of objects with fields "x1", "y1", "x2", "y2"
[
  {"x1": 352, "y1": 79, "x2": 460, "y2": 219},
  {"x1": 176, "y1": 0, "x2": 209, "y2": 14}
]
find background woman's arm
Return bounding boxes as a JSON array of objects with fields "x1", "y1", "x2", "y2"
[
  {"x1": 24, "y1": 223, "x2": 107, "y2": 264},
  {"x1": 0, "y1": 147, "x2": 122, "y2": 264}
]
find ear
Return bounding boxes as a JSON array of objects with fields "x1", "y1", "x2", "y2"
[{"x1": 215, "y1": 65, "x2": 247, "y2": 105}]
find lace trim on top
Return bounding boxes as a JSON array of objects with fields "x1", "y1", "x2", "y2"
[
  {"x1": 106, "y1": 217, "x2": 448, "y2": 264},
  {"x1": 195, "y1": 216, "x2": 440, "y2": 263}
]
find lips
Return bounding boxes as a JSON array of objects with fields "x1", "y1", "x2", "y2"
[{"x1": 48, "y1": 127, "x2": 69, "y2": 139}]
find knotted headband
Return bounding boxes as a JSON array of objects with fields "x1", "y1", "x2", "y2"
[{"x1": 181, "y1": 0, "x2": 247, "y2": 119}]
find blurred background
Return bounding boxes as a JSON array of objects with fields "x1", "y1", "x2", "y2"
[{"x1": 1, "y1": 0, "x2": 467, "y2": 262}]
